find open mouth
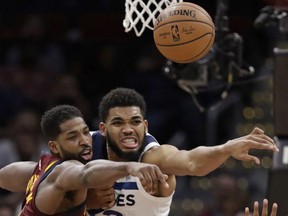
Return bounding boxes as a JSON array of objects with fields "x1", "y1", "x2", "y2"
[
  {"x1": 121, "y1": 137, "x2": 138, "y2": 149},
  {"x1": 80, "y1": 147, "x2": 92, "y2": 160}
]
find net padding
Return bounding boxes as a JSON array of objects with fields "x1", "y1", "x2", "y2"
[{"x1": 123, "y1": 0, "x2": 183, "y2": 37}]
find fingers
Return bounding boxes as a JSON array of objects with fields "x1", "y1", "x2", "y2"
[
  {"x1": 245, "y1": 207, "x2": 251, "y2": 216},
  {"x1": 86, "y1": 187, "x2": 116, "y2": 209},
  {"x1": 253, "y1": 201, "x2": 260, "y2": 216},
  {"x1": 100, "y1": 187, "x2": 116, "y2": 208},
  {"x1": 261, "y1": 199, "x2": 278, "y2": 216},
  {"x1": 252, "y1": 127, "x2": 264, "y2": 134},
  {"x1": 270, "y1": 203, "x2": 278, "y2": 216},
  {"x1": 250, "y1": 141, "x2": 279, "y2": 152},
  {"x1": 243, "y1": 134, "x2": 279, "y2": 153},
  {"x1": 105, "y1": 199, "x2": 116, "y2": 208},
  {"x1": 249, "y1": 128, "x2": 279, "y2": 152},
  {"x1": 262, "y1": 199, "x2": 268, "y2": 216},
  {"x1": 132, "y1": 163, "x2": 169, "y2": 194},
  {"x1": 135, "y1": 165, "x2": 156, "y2": 193},
  {"x1": 141, "y1": 167, "x2": 155, "y2": 194},
  {"x1": 153, "y1": 166, "x2": 169, "y2": 188},
  {"x1": 238, "y1": 152, "x2": 259, "y2": 164},
  {"x1": 244, "y1": 199, "x2": 278, "y2": 216}
]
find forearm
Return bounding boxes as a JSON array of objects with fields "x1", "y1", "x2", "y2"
[
  {"x1": 81, "y1": 160, "x2": 129, "y2": 188},
  {"x1": 152, "y1": 144, "x2": 230, "y2": 177},
  {"x1": 159, "y1": 127, "x2": 277, "y2": 177},
  {"x1": 0, "y1": 162, "x2": 36, "y2": 192},
  {"x1": 186, "y1": 144, "x2": 230, "y2": 176}
]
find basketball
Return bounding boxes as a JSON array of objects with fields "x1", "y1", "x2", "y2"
[{"x1": 153, "y1": 2, "x2": 215, "y2": 64}]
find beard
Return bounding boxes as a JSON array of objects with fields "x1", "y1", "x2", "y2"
[
  {"x1": 106, "y1": 131, "x2": 145, "y2": 162},
  {"x1": 59, "y1": 145, "x2": 91, "y2": 164}
]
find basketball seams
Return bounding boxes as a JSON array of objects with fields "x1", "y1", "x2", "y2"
[
  {"x1": 163, "y1": 3, "x2": 213, "y2": 23},
  {"x1": 153, "y1": 2, "x2": 215, "y2": 63},
  {"x1": 155, "y1": 32, "x2": 214, "y2": 47},
  {"x1": 173, "y1": 35, "x2": 214, "y2": 63},
  {"x1": 154, "y1": 19, "x2": 215, "y2": 32}
]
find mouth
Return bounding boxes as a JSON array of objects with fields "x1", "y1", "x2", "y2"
[
  {"x1": 80, "y1": 147, "x2": 93, "y2": 161},
  {"x1": 120, "y1": 137, "x2": 139, "y2": 149}
]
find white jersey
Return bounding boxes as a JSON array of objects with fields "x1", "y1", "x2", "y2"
[
  {"x1": 89, "y1": 176, "x2": 173, "y2": 216},
  {"x1": 88, "y1": 133, "x2": 174, "y2": 216}
]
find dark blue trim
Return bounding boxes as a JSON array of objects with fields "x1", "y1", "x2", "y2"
[{"x1": 114, "y1": 182, "x2": 138, "y2": 190}]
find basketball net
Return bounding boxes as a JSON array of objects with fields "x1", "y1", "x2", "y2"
[{"x1": 123, "y1": 0, "x2": 183, "y2": 37}]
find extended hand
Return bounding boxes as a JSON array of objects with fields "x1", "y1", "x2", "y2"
[
  {"x1": 127, "y1": 162, "x2": 169, "y2": 194},
  {"x1": 226, "y1": 127, "x2": 279, "y2": 164},
  {"x1": 86, "y1": 186, "x2": 116, "y2": 209},
  {"x1": 244, "y1": 199, "x2": 278, "y2": 216}
]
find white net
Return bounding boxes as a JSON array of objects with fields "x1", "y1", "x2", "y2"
[{"x1": 123, "y1": 0, "x2": 183, "y2": 37}]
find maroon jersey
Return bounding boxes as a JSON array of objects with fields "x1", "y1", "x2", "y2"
[{"x1": 19, "y1": 154, "x2": 87, "y2": 216}]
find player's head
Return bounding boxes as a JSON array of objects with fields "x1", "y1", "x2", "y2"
[
  {"x1": 99, "y1": 87, "x2": 147, "y2": 122},
  {"x1": 98, "y1": 88, "x2": 148, "y2": 161},
  {"x1": 41, "y1": 104, "x2": 92, "y2": 164}
]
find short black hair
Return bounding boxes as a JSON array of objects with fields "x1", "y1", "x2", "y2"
[
  {"x1": 99, "y1": 87, "x2": 147, "y2": 122},
  {"x1": 41, "y1": 105, "x2": 84, "y2": 140}
]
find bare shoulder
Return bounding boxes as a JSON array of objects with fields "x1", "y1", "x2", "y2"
[
  {"x1": 142, "y1": 144, "x2": 179, "y2": 164},
  {"x1": 45, "y1": 160, "x2": 83, "y2": 182},
  {"x1": 148, "y1": 144, "x2": 179, "y2": 154}
]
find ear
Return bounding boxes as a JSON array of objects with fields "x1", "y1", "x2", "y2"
[
  {"x1": 144, "y1": 120, "x2": 148, "y2": 133},
  {"x1": 48, "y1": 140, "x2": 60, "y2": 154},
  {"x1": 99, "y1": 122, "x2": 107, "y2": 136}
]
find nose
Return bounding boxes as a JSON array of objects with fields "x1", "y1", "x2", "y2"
[
  {"x1": 122, "y1": 123, "x2": 134, "y2": 134},
  {"x1": 80, "y1": 133, "x2": 91, "y2": 146}
]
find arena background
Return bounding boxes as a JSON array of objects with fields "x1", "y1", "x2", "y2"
[{"x1": 0, "y1": 0, "x2": 286, "y2": 215}]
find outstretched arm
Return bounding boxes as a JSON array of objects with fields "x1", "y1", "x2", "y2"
[
  {"x1": 48, "y1": 159, "x2": 168, "y2": 193},
  {"x1": 0, "y1": 161, "x2": 37, "y2": 192},
  {"x1": 244, "y1": 199, "x2": 278, "y2": 216},
  {"x1": 143, "y1": 127, "x2": 278, "y2": 176}
]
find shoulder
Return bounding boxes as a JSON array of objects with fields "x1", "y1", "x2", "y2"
[
  {"x1": 45, "y1": 160, "x2": 83, "y2": 181},
  {"x1": 53, "y1": 160, "x2": 83, "y2": 172},
  {"x1": 142, "y1": 144, "x2": 179, "y2": 163},
  {"x1": 90, "y1": 130, "x2": 104, "y2": 145},
  {"x1": 142, "y1": 133, "x2": 160, "y2": 152},
  {"x1": 90, "y1": 130, "x2": 101, "y2": 137},
  {"x1": 145, "y1": 133, "x2": 159, "y2": 144},
  {"x1": 148, "y1": 144, "x2": 178, "y2": 154}
]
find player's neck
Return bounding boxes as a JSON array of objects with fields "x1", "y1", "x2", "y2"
[{"x1": 106, "y1": 144, "x2": 126, "y2": 162}]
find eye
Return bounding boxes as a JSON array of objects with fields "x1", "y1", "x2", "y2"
[
  {"x1": 132, "y1": 119, "x2": 143, "y2": 125},
  {"x1": 83, "y1": 128, "x2": 89, "y2": 134},
  {"x1": 67, "y1": 135, "x2": 77, "y2": 140},
  {"x1": 111, "y1": 121, "x2": 122, "y2": 126}
]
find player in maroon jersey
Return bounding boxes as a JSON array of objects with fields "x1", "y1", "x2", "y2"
[{"x1": 0, "y1": 105, "x2": 168, "y2": 215}]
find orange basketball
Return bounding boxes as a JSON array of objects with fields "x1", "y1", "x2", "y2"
[{"x1": 153, "y1": 2, "x2": 215, "y2": 63}]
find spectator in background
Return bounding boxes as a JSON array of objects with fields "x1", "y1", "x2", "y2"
[
  {"x1": 200, "y1": 173, "x2": 249, "y2": 216},
  {"x1": 0, "y1": 14, "x2": 68, "y2": 128},
  {"x1": 4, "y1": 14, "x2": 66, "y2": 74},
  {"x1": 47, "y1": 73, "x2": 93, "y2": 127},
  {"x1": 0, "y1": 109, "x2": 46, "y2": 210}
]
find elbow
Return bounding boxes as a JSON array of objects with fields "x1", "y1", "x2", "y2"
[
  {"x1": 194, "y1": 170, "x2": 210, "y2": 177},
  {"x1": 79, "y1": 164, "x2": 91, "y2": 187},
  {"x1": 189, "y1": 163, "x2": 210, "y2": 177}
]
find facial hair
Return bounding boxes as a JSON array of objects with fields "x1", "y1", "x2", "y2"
[
  {"x1": 59, "y1": 145, "x2": 91, "y2": 164},
  {"x1": 106, "y1": 131, "x2": 145, "y2": 162}
]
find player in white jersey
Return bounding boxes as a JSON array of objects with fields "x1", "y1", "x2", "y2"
[
  {"x1": 89, "y1": 176, "x2": 173, "y2": 216},
  {"x1": 88, "y1": 131, "x2": 171, "y2": 216},
  {"x1": 87, "y1": 87, "x2": 278, "y2": 216}
]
